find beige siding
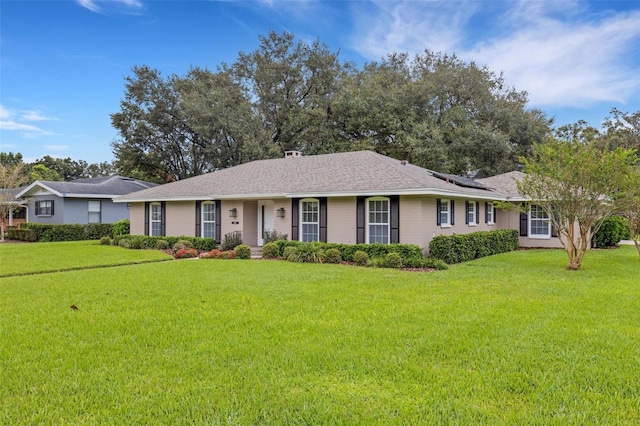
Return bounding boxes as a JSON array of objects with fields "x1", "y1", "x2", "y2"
[
  {"x1": 400, "y1": 197, "x2": 509, "y2": 255},
  {"x1": 327, "y1": 197, "x2": 357, "y2": 244},
  {"x1": 221, "y1": 200, "x2": 244, "y2": 237},
  {"x1": 501, "y1": 209, "x2": 564, "y2": 248},
  {"x1": 166, "y1": 201, "x2": 195, "y2": 236},
  {"x1": 399, "y1": 196, "x2": 424, "y2": 248},
  {"x1": 130, "y1": 203, "x2": 145, "y2": 235},
  {"x1": 272, "y1": 198, "x2": 290, "y2": 238},
  {"x1": 242, "y1": 200, "x2": 258, "y2": 246}
]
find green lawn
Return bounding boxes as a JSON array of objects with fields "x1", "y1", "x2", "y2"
[
  {"x1": 1, "y1": 244, "x2": 639, "y2": 424},
  {"x1": 0, "y1": 240, "x2": 172, "y2": 277}
]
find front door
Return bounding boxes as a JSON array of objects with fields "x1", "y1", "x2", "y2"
[{"x1": 257, "y1": 200, "x2": 274, "y2": 246}]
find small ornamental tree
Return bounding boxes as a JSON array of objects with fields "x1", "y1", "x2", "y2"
[
  {"x1": 0, "y1": 162, "x2": 28, "y2": 242},
  {"x1": 518, "y1": 138, "x2": 637, "y2": 270}
]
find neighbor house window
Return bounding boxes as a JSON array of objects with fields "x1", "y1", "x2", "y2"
[
  {"x1": 486, "y1": 202, "x2": 494, "y2": 224},
  {"x1": 367, "y1": 197, "x2": 389, "y2": 244},
  {"x1": 35, "y1": 200, "x2": 53, "y2": 216},
  {"x1": 202, "y1": 201, "x2": 216, "y2": 239},
  {"x1": 529, "y1": 204, "x2": 550, "y2": 238},
  {"x1": 439, "y1": 199, "x2": 451, "y2": 227},
  {"x1": 150, "y1": 202, "x2": 162, "y2": 236},
  {"x1": 88, "y1": 200, "x2": 101, "y2": 223},
  {"x1": 300, "y1": 199, "x2": 319, "y2": 242}
]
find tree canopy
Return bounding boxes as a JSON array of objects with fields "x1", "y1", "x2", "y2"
[{"x1": 111, "y1": 31, "x2": 552, "y2": 181}]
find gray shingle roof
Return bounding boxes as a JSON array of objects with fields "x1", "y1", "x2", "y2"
[
  {"x1": 115, "y1": 151, "x2": 503, "y2": 202},
  {"x1": 476, "y1": 171, "x2": 526, "y2": 199},
  {"x1": 16, "y1": 176, "x2": 157, "y2": 199}
]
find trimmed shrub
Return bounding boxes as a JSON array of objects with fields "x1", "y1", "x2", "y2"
[
  {"x1": 384, "y1": 252, "x2": 403, "y2": 268},
  {"x1": 402, "y1": 257, "x2": 449, "y2": 270},
  {"x1": 234, "y1": 244, "x2": 252, "y2": 259},
  {"x1": 324, "y1": 248, "x2": 342, "y2": 264},
  {"x1": 99, "y1": 236, "x2": 111, "y2": 245},
  {"x1": 85, "y1": 223, "x2": 114, "y2": 240},
  {"x1": 593, "y1": 216, "x2": 631, "y2": 248},
  {"x1": 174, "y1": 248, "x2": 198, "y2": 259},
  {"x1": 222, "y1": 231, "x2": 243, "y2": 251},
  {"x1": 155, "y1": 239, "x2": 169, "y2": 250},
  {"x1": 200, "y1": 249, "x2": 236, "y2": 259},
  {"x1": 262, "y1": 242, "x2": 280, "y2": 259},
  {"x1": 287, "y1": 243, "x2": 325, "y2": 263},
  {"x1": 368, "y1": 257, "x2": 386, "y2": 268},
  {"x1": 352, "y1": 250, "x2": 369, "y2": 266},
  {"x1": 21, "y1": 223, "x2": 86, "y2": 242},
  {"x1": 282, "y1": 246, "x2": 296, "y2": 261},
  {"x1": 172, "y1": 240, "x2": 193, "y2": 254},
  {"x1": 429, "y1": 229, "x2": 518, "y2": 264},
  {"x1": 112, "y1": 219, "x2": 130, "y2": 236},
  {"x1": 5, "y1": 228, "x2": 37, "y2": 242}
]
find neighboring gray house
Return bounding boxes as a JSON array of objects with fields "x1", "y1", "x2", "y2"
[{"x1": 16, "y1": 176, "x2": 157, "y2": 225}]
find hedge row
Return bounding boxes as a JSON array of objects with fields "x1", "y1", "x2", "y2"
[
  {"x1": 113, "y1": 234, "x2": 218, "y2": 252},
  {"x1": 267, "y1": 240, "x2": 424, "y2": 262},
  {"x1": 6, "y1": 228, "x2": 38, "y2": 242},
  {"x1": 17, "y1": 223, "x2": 110, "y2": 242},
  {"x1": 429, "y1": 229, "x2": 519, "y2": 264}
]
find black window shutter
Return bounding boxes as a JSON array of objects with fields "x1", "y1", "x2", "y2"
[
  {"x1": 485, "y1": 202, "x2": 489, "y2": 223},
  {"x1": 291, "y1": 198, "x2": 300, "y2": 241},
  {"x1": 390, "y1": 195, "x2": 400, "y2": 243},
  {"x1": 451, "y1": 200, "x2": 455, "y2": 225},
  {"x1": 551, "y1": 223, "x2": 557, "y2": 237},
  {"x1": 160, "y1": 202, "x2": 166, "y2": 236},
  {"x1": 195, "y1": 201, "x2": 201, "y2": 237},
  {"x1": 144, "y1": 202, "x2": 149, "y2": 236},
  {"x1": 35, "y1": 201, "x2": 40, "y2": 216},
  {"x1": 214, "y1": 200, "x2": 221, "y2": 241},
  {"x1": 436, "y1": 199, "x2": 441, "y2": 226},
  {"x1": 356, "y1": 196, "x2": 365, "y2": 244},
  {"x1": 465, "y1": 201, "x2": 470, "y2": 225},
  {"x1": 319, "y1": 197, "x2": 327, "y2": 243},
  {"x1": 493, "y1": 205, "x2": 497, "y2": 224},
  {"x1": 50, "y1": 200, "x2": 55, "y2": 216},
  {"x1": 520, "y1": 212, "x2": 528, "y2": 236},
  {"x1": 476, "y1": 202, "x2": 480, "y2": 224}
]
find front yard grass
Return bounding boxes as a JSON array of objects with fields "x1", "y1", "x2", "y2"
[
  {"x1": 1, "y1": 244, "x2": 638, "y2": 424},
  {"x1": 0, "y1": 240, "x2": 171, "y2": 277}
]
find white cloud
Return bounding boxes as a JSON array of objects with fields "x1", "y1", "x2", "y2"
[
  {"x1": 350, "y1": 1, "x2": 640, "y2": 107},
  {"x1": 0, "y1": 105, "x2": 56, "y2": 138},
  {"x1": 352, "y1": 0, "x2": 479, "y2": 59},
  {"x1": 20, "y1": 110, "x2": 57, "y2": 122},
  {"x1": 76, "y1": 0, "x2": 143, "y2": 14}
]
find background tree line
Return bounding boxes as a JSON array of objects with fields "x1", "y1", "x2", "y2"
[
  {"x1": 0, "y1": 152, "x2": 114, "y2": 184},
  {"x1": 111, "y1": 31, "x2": 555, "y2": 182}
]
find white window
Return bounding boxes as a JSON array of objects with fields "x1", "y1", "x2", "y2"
[
  {"x1": 467, "y1": 202, "x2": 476, "y2": 226},
  {"x1": 88, "y1": 200, "x2": 101, "y2": 223},
  {"x1": 529, "y1": 204, "x2": 550, "y2": 238},
  {"x1": 202, "y1": 201, "x2": 216, "y2": 239},
  {"x1": 486, "y1": 202, "x2": 494, "y2": 225},
  {"x1": 150, "y1": 202, "x2": 162, "y2": 236},
  {"x1": 300, "y1": 199, "x2": 319, "y2": 242},
  {"x1": 35, "y1": 200, "x2": 53, "y2": 216},
  {"x1": 367, "y1": 197, "x2": 389, "y2": 244},
  {"x1": 439, "y1": 199, "x2": 451, "y2": 227}
]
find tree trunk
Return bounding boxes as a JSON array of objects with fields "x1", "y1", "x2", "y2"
[
  {"x1": 565, "y1": 228, "x2": 589, "y2": 270},
  {"x1": 634, "y1": 238, "x2": 640, "y2": 261}
]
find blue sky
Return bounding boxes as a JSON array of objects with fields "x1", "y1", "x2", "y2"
[{"x1": 1, "y1": 0, "x2": 639, "y2": 164}]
